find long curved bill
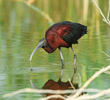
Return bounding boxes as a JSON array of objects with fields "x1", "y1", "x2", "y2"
[{"x1": 29, "y1": 40, "x2": 45, "y2": 61}]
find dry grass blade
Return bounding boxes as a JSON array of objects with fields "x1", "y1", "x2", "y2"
[
  {"x1": 92, "y1": 0, "x2": 110, "y2": 25},
  {"x1": 107, "y1": 0, "x2": 110, "y2": 22},
  {"x1": 67, "y1": 65, "x2": 110, "y2": 99},
  {"x1": 2, "y1": 88, "x2": 101, "y2": 98},
  {"x1": 2, "y1": 88, "x2": 70, "y2": 98},
  {"x1": 101, "y1": 51, "x2": 110, "y2": 58},
  {"x1": 39, "y1": 95, "x2": 66, "y2": 100},
  {"x1": 2, "y1": 65, "x2": 110, "y2": 99},
  {"x1": 72, "y1": 88, "x2": 110, "y2": 100}
]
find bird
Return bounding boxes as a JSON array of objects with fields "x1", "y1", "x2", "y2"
[{"x1": 30, "y1": 21, "x2": 87, "y2": 78}]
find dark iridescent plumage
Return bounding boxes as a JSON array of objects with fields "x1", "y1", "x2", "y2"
[{"x1": 61, "y1": 21, "x2": 87, "y2": 44}]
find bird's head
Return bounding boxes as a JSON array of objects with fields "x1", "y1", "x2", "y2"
[{"x1": 30, "y1": 38, "x2": 55, "y2": 61}]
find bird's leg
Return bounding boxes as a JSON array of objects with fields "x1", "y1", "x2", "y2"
[
  {"x1": 59, "y1": 47, "x2": 64, "y2": 80},
  {"x1": 71, "y1": 47, "x2": 81, "y2": 83},
  {"x1": 71, "y1": 46, "x2": 77, "y2": 74},
  {"x1": 71, "y1": 46, "x2": 77, "y2": 82}
]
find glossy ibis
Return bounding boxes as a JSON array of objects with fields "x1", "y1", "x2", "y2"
[{"x1": 30, "y1": 21, "x2": 87, "y2": 78}]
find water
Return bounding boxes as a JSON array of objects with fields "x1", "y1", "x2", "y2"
[{"x1": 0, "y1": 0, "x2": 110, "y2": 100}]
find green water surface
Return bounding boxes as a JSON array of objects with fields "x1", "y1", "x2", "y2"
[{"x1": 0, "y1": 0, "x2": 110, "y2": 100}]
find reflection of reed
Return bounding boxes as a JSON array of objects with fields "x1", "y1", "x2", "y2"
[
  {"x1": 95, "y1": 0, "x2": 100, "y2": 35},
  {"x1": 18, "y1": 0, "x2": 54, "y2": 26},
  {"x1": 67, "y1": 0, "x2": 73, "y2": 20},
  {"x1": 83, "y1": 0, "x2": 89, "y2": 22},
  {"x1": 27, "y1": 0, "x2": 35, "y2": 5},
  {"x1": 107, "y1": 0, "x2": 110, "y2": 22},
  {"x1": 28, "y1": 4, "x2": 54, "y2": 25}
]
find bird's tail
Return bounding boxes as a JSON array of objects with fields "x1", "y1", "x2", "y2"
[
  {"x1": 81, "y1": 25, "x2": 87, "y2": 35},
  {"x1": 62, "y1": 24, "x2": 87, "y2": 44}
]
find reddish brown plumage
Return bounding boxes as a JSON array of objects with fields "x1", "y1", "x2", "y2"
[
  {"x1": 42, "y1": 79, "x2": 79, "y2": 100},
  {"x1": 44, "y1": 24, "x2": 71, "y2": 53},
  {"x1": 43, "y1": 21, "x2": 87, "y2": 53}
]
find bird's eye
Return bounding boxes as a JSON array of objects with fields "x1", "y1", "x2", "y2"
[
  {"x1": 64, "y1": 30, "x2": 68, "y2": 32},
  {"x1": 42, "y1": 45, "x2": 48, "y2": 48},
  {"x1": 42, "y1": 46, "x2": 45, "y2": 48}
]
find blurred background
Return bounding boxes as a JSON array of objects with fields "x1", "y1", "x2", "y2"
[{"x1": 0, "y1": 0, "x2": 110, "y2": 99}]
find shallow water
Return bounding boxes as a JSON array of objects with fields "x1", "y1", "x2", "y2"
[{"x1": 0, "y1": 0, "x2": 110, "y2": 99}]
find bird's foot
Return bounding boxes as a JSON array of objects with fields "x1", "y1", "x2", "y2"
[
  {"x1": 59, "y1": 69, "x2": 64, "y2": 80},
  {"x1": 71, "y1": 72, "x2": 81, "y2": 84}
]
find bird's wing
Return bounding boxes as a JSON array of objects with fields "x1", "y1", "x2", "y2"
[
  {"x1": 62, "y1": 23, "x2": 87, "y2": 44},
  {"x1": 45, "y1": 23, "x2": 71, "y2": 49}
]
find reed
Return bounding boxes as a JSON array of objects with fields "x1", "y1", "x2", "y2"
[
  {"x1": 83, "y1": 0, "x2": 89, "y2": 22},
  {"x1": 92, "y1": 0, "x2": 110, "y2": 26},
  {"x1": 17, "y1": 0, "x2": 54, "y2": 26}
]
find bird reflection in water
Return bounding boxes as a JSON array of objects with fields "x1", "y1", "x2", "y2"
[
  {"x1": 30, "y1": 75, "x2": 83, "y2": 100},
  {"x1": 42, "y1": 79, "x2": 79, "y2": 98}
]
